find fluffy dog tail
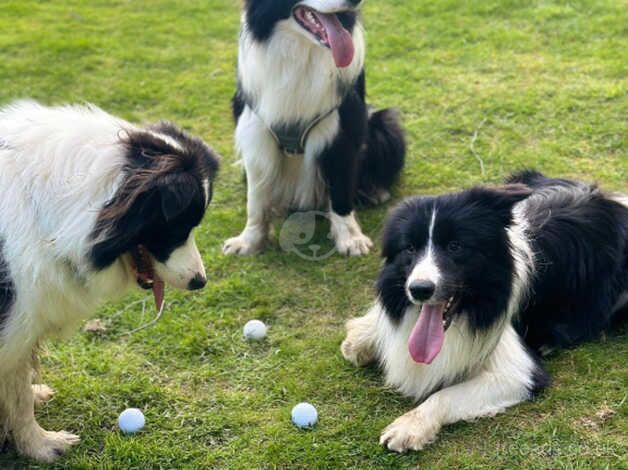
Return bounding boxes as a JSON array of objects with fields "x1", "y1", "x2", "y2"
[{"x1": 356, "y1": 108, "x2": 406, "y2": 206}]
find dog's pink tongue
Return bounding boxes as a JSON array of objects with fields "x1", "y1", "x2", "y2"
[
  {"x1": 314, "y1": 12, "x2": 355, "y2": 68},
  {"x1": 152, "y1": 277, "x2": 165, "y2": 312},
  {"x1": 408, "y1": 304, "x2": 445, "y2": 364}
]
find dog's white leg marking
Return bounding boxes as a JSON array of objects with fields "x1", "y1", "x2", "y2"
[
  {"x1": 223, "y1": 175, "x2": 272, "y2": 255},
  {"x1": 1, "y1": 362, "x2": 79, "y2": 462},
  {"x1": 381, "y1": 326, "x2": 536, "y2": 453},
  {"x1": 341, "y1": 304, "x2": 380, "y2": 367},
  {"x1": 32, "y1": 384, "x2": 55, "y2": 407},
  {"x1": 223, "y1": 110, "x2": 277, "y2": 256},
  {"x1": 329, "y1": 210, "x2": 373, "y2": 256}
]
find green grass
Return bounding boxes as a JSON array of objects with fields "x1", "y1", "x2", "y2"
[{"x1": 0, "y1": 0, "x2": 626, "y2": 468}]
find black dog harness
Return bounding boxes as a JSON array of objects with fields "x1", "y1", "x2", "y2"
[{"x1": 245, "y1": 99, "x2": 338, "y2": 156}]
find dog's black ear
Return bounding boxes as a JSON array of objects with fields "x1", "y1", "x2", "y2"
[
  {"x1": 381, "y1": 216, "x2": 403, "y2": 261},
  {"x1": 89, "y1": 193, "x2": 153, "y2": 269},
  {"x1": 471, "y1": 183, "x2": 533, "y2": 219},
  {"x1": 381, "y1": 198, "x2": 423, "y2": 260},
  {"x1": 159, "y1": 173, "x2": 197, "y2": 222}
]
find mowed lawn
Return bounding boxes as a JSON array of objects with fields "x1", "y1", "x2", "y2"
[{"x1": 0, "y1": 0, "x2": 626, "y2": 468}]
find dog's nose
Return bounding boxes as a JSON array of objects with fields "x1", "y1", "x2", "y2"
[
  {"x1": 408, "y1": 280, "x2": 435, "y2": 302},
  {"x1": 347, "y1": 0, "x2": 362, "y2": 6},
  {"x1": 188, "y1": 274, "x2": 207, "y2": 291}
]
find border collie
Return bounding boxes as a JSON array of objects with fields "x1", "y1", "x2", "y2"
[
  {"x1": 341, "y1": 171, "x2": 627, "y2": 452},
  {"x1": 223, "y1": 0, "x2": 405, "y2": 257},
  {"x1": 0, "y1": 101, "x2": 219, "y2": 462}
]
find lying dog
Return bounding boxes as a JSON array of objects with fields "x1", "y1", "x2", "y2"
[
  {"x1": 224, "y1": 0, "x2": 405, "y2": 257},
  {"x1": 0, "y1": 101, "x2": 219, "y2": 461},
  {"x1": 342, "y1": 171, "x2": 627, "y2": 452}
]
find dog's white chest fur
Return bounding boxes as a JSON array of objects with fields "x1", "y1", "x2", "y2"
[
  {"x1": 235, "y1": 21, "x2": 365, "y2": 210},
  {"x1": 376, "y1": 306, "x2": 495, "y2": 400},
  {"x1": 238, "y1": 20, "x2": 364, "y2": 125}
]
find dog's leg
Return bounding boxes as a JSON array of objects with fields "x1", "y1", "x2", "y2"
[
  {"x1": 380, "y1": 326, "x2": 546, "y2": 453},
  {"x1": 28, "y1": 349, "x2": 54, "y2": 406},
  {"x1": 341, "y1": 305, "x2": 380, "y2": 367},
  {"x1": 1, "y1": 360, "x2": 79, "y2": 462},
  {"x1": 325, "y1": 166, "x2": 372, "y2": 256},
  {"x1": 318, "y1": 104, "x2": 372, "y2": 256},
  {"x1": 224, "y1": 111, "x2": 277, "y2": 256},
  {"x1": 223, "y1": 178, "x2": 272, "y2": 255},
  {"x1": 328, "y1": 210, "x2": 373, "y2": 256}
]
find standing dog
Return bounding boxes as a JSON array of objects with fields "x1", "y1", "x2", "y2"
[
  {"x1": 224, "y1": 0, "x2": 405, "y2": 257},
  {"x1": 342, "y1": 171, "x2": 627, "y2": 452},
  {"x1": 0, "y1": 101, "x2": 219, "y2": 462}
]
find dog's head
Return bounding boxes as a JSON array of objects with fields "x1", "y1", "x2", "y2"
[
  {"x1": 244, "y1": 0, "x2": 362, "y2": 68},
  {"x1": 90, "y1": 122, "x2": 219, "y2": 307},
  {"x1": 377, "y1": 185, "x2": 532, "y2": 364}
]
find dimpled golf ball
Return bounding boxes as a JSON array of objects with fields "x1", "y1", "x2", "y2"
[
  {"x1": 243, "y1": 319, "x2": 267, "y2": 341},
  {"x1": 118, "y1": 408, "x2": 145, "y2": 434},
  {"x1": 291, "y1": 402, "x2": 318, "y2": 429}
]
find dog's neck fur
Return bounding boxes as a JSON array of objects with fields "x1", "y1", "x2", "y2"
[{"x1": 238, "y1": 14, "x2": 365, "y2": 127}]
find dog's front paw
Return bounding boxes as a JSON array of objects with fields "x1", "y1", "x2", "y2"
[
  {"x1": 380, "y1": 409, "x2": 441, "y2": 453},
  {"x1": 223, "y1": 234, "x2": 265, "y2": 256},
  {"x1": 335, "y1": 233, "x2": 373, "y2": 256},
  {"x1": 32, "y1": 384, "x2": 55, "y2": 406},
  {"x1": 17, "y1": 429, "x2": 80, "y2": 463},
  {"x1": 341, "y1": 336, "x2": 375, "y2": 367},
  {"x1": 341, "y1": 318, "x2": 377, "y2": 367}
]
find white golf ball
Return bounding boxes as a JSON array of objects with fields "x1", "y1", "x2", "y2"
[
  {"x1": 118, "y1": 408, "x2": 145, "y2": 434},
  {"x1": 291, "y1": 402, "x2": 318, "y2": 429},
  {"x1": 243, "y1": 319, "x2": 267, "y2": 340}
]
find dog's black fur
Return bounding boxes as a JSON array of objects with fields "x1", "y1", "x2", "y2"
[
  {"x1": 90, "y1": 124, "x2": 219, "y2": 270},
  {"x1": 378, "y1": 184, "x2": 532, "y2": 331},
  {"x1": 507, "y1": 170, "x2": 628, "y2": 350},
  {"x1": 379, "y1": 171, "x2": 628, "y2": 356}
]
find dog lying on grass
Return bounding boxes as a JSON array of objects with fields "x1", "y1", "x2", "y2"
[{"x1": 342, "y1": 171, "x2": 627, "y2": 452}]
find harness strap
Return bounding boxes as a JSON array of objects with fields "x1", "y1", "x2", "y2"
[{"x1": 246, "y1": 100, "x2": 338, "y2": 156}]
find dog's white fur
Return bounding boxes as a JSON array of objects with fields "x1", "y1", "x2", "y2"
[
  {"x1": 223, "y1": 5, "x2": 373, "y2": 256},
  {"x1": 0, "y1": 101, "x2": 206, "y2": 461},
  {"x1": 341, "y1": 203, "x2": 538, "y2": 452}
]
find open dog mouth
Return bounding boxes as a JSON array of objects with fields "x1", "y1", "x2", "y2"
[
  {"x1": 292, "y1": 6, "x2": 355, "y2": 68},
  {"x1": 407, "y1": 295, "x2": 460, "y2": 365},
  {"x1": 130, "y1": 246, "x2": 165, "y2": 312}
]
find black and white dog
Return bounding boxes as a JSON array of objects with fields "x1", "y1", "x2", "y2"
[
  {"x1": 0, "y1": 101, "x2": 219, "y2": 462},
  {"x1": 342, "y1": 171, "x2": 628, "y2": 452},
  {"x1": 224, "y1": 0, "x2": 405, "y2": 256}
]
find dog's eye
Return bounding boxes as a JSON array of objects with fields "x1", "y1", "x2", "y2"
[
  {"x1": 399, "y1": 247, "x2": 415, "y2": 262},
  {"x1": 447, "y1": 241, "x2": 462, "y2": 254}
]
